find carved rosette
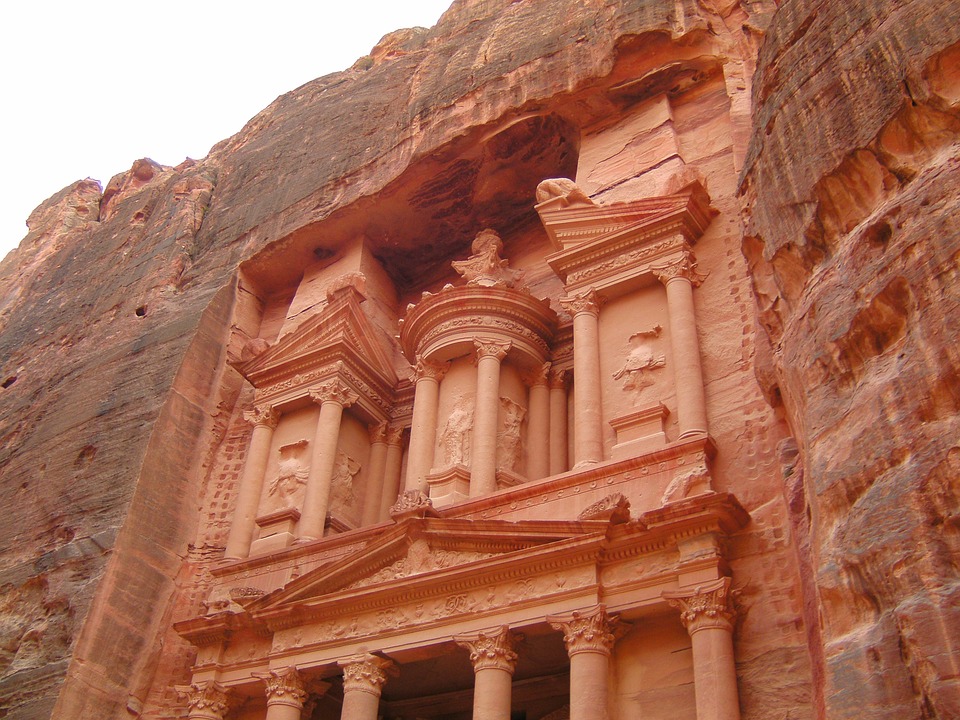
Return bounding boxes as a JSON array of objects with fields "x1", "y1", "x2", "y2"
[
  {"x1": 244, "y1": 404, "x2": 280, "y2": 429},
  {"x1": 548, "y1": 605, "x2": 618, "y2": 657},
  {"x1": 559, "y1": 289, "x2": 603, "y2": 318},
  {"x1": 309, "y1": 379, "x2": 359, "y2": 408},
  {"x1": 652, "y1": 251, "x2": 707, "y2": 287},
  {"x1": 455, "y1": 625, "x2": 520, "y2": 674},
  {"x1": 253, "y1": 666, "x2": 308, "y2": 708},
  {"x1": 474, "y1": 338, "x2": 512, "y2": 362},
  {"x1": 176, "y1": 681, "x2": 230, "y2": 720},
  {"x1": 415, "y1": 357, "x2": 450, "y2": 383},
  {"x1": 339, "y1": 654, "x2": 393, "y2": 696},
  {"x1": 663, "y1": 577, "x2": 736, "y2": 635}
]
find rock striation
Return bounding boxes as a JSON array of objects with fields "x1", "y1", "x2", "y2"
[{"x1": 0, "y1": 0, "x2": 955, "y2": 719}]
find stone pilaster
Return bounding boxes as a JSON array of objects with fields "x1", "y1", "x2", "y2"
[
  {"x1": 300, "y1": 379, "x2": 358, "y2": 540},
  {"x1": 224, "y1": 404, "x2": 279, "y2": 560},
  {"x1": 548, "y1": 367, "x2": 569, "y2": 475},
  {"x1": 559, "y1": 290, "x2": 604, "y2": 467},
  {"x1": 177, "y1": 680, "x2": 230, "y2": 720},
  {"x1": 405, "y1": 358, "x2": 449, "y2": 493},
  {"x1": 361, "y1": 422, "x2": 389, "y2": 526},
  {"x1": 653, "y1": 251, "x2": 708, "y2": 438},
  {"x1": 339, "y1": 654, "x2": 393, "y2": 720},
  {"x1": 525, "y1": 362, "x2": 551, "y2": 480},
  {"x1": 548, "y1": 605, "x2": 617, "y2": 720},
  {"x1": 378, "y1": 424, "x2": 405, "y2": 522},
  {"x1": 663, "y1": 577, "x2": 740, "y2": 720},
  {"x1": 455, "y1": 626, "x2": 520, "y2": 720},
  {"x1": 470, "y1": 339, "x2": 511, "y2": 496}
]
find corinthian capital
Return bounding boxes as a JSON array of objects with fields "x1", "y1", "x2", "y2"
[
  {"x1": 253, "y1": 666, "x2": 307, "y2": 708},
  {"x1": 547, "y1": 604, "x2": 618, "y2": 657},
  {"x1": 309, "y1": 379, "x2": 358, "y2": 408},
  {"x1": 339, "y1": 654, "x2": 393, "y2": 696},
  {"x1": 652, "y1": 252, "x2": 707, "y2": 287},
  {"x1": 175, "y1": 681, "x2": 230, "y2": 719},
  {"x1": 548, "y1": 367, "x2": 570, "y2": 390},
  {"x1": 474, "y1": 338, "x2": 511, "y2": 361},
  {"x1": 662, "y1": 577, "x2": 735, "y2": 634},
  {"x1": 415, "y1": 357, "x2": 450, "y2": 382},
  {"x1": 244, "y1": 404, "x2": 279, "y2": 429},
  {"x1": 454, "y1": 625, "x2": 521, "y2": 674},
  {"x1": 559, "y1": 289, "x2": 603, "y2": 317}
]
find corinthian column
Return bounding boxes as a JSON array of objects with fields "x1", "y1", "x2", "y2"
[
  {"x1": 525, "y1": 363, "x2": 551, "y2": 480},
  {"x1": 253, "y1": 667, "x2": 308, "y2": 720},
  {"x1": 654, "y1": 252, "x2": 708, "y2": 438},
  {"x1": 379, "y1": 425, "x2": 405, "y2": 521},
  {"x1": 299, "y1": 379, "x2": 358, "y2": 541},
  {"x1": 548, "y1": 605, "x2": 617, "y2": 720},
  {"x1": 224, "y1": 404, "x2": 279, "y2": 560},
  {"x1": 470, "y1": 339, "x2": 511, "y2": 497},
  {"x1": 455, "y1": 626, "x2": 519, "y2": 720},
  {"x1": 339, "y1": 654, "x2": 393, "y2": 720},
  {"x1": 548, "y1": 367, "x2": 569, "y2": 475},
  {"x1": 361, "y1": 422, "x2": 389, "y2": 526},
  {"x1": 663, "y1": 578, "x2": 740, "y2": 720},
  {"x1": 405, "y1": 358, "x2": 449, "y2": 493},
  {"x1": 177, "y1": 681, "x2": 229, "y2": 720},
  {"x1": 559, "y1": 291, "x2": 604, "y2": 467}
]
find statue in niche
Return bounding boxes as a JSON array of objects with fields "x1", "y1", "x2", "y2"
[
  {"x1": 438, "y1": 396, "x2": 473, "y2": 468},
  {"x1": 497, "y1": 396, "x2": 526, "y2": 472},
  {"x1": 613, "y1": 325, "x2": 666, "y2": 391},
  {"x1": 451, "y1": 228, "x2": 524, "y2": 289},
  {"x1": 266, "y1": 440, "x2": 309, "y2": 511},
  {"x1": 330, "y1": 450, "x2": 361, "y2": 511}
]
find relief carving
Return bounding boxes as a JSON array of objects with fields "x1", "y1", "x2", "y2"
[
  {"x1": 497, "y1": 397, "x2": 526, "y2": 472},
  {"x1": 176, "y1": 681, "x2": 230, "y2": 719},
  {"x1": 389, "y1": 489, "x2": 437, "y2": 520},
  {"x1": 559, "y1": 289, "x2": 603, "y2": 317},
  {"x1": 339, "y1": 654, "x2": 393, "y2": 695},
  {"x1": 535, "y1": 178, "x2": 595, "y2": 207},
  {"x1": 663, "y1": 577, "x2": 736, "y2": 634},
  {"x1": 244, "y1": 403, "x2": 279, "y2": 429},
  {"x1": 265, "y1": 440, "x2": 310, "y2": 511},
  {"x1": 438, "y1": 395, "x2": 474, "y2": 468},
  {"x1": 474, "y1": 338, "x2": 512, "y2": 361},
  {"x1": 547, "y1": 605, "x2": 619, "y2": 657},
  {"x1": 660, "y1": 464, "x2": 711, "y2": 505},
  {"x1": 253, "y1": 666, "x2": 308, "y2": 707},
  {"x1": 330, "y1": 449, "x2": 361, "y2": 511},
  {"x1": 454, "y1": 625, "x2": 520, "y2": 674},
  {"x1": 652, "y1": 251, "x2": 707, "y2": 287},
  {"x1": 613, "y1": 325, "x2": 666, "y2": 391},
  {"x1": 578, "y1": 492, "x2": 631, "y2": 523},
  {"x1": 415, "y1": 357, "x2": 450, "y2": 382},
  {"x1": 345, "y1": 538, "x2": 496, "y2": 589},
  {"x1": 452, "y1": 228, "x2": 524, "y2": 288},
  {"x1": 309, "y1": 378, "x2": 359, "y2": 407}
]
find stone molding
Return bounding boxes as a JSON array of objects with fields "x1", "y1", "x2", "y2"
[
  {"x1": 244, "y1": 404, "x2": 280, "y2": 429},
  {"x1": 339, "y1": 653, "x2": 393, "y2": 696},
  {"x1": 309, "y1": 379, "x2": 359, "y2": 408},
  {"x1": 663, "y1": 576, "x2": 735, "y2": 634},
  {"x1": 176, "y1": 681, "x2": 230, "y2": 720},
  {"x1": 548, "y1": 604, "x2": 618, "y2": 657},
  {"x1": 454, "y1": 625, "x2": 521, "y2": 674},
  {"x1": 577, "y1": 492, "x2": 631, "y2": 523},
  {"x1": 559, "y1": 289, "x2": 603, "y2": 318},
  {"x1": 474, "y1": 338, "x2": 512, "y2": 362},
  {"x1": 253, "y1": 666, "x2": 308, "y2": 708},
  {"x1": 651, "y1": 251, "x2": 707, "y2": 287}
]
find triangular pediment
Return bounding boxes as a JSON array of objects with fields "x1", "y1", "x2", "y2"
[
  {"x1": 248, "y1": 517, "x2": 605, "y2": 613},
  {"x1": 238, "y1": 286, "x2": 398, "y2": 390}
]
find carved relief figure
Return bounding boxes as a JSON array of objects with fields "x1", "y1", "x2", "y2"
[
  {"x1": 613, "y1": 325, "x2": 666, "y2": 391},
  {"x1": 451, "y1": 228, "x2": 524, "y2": 288},
  {"x1": 497, "y1": 396, "x2": 526, "y2": 472},
  {"x1": 265, "y1": 440, "x2": 309, "y2": 511},
  {"x1": 330, "y1": 450, "x2": 361, "y2": 511},
  {"x1": 438, "y1": 396, "x2": 474, "y2": 468}
]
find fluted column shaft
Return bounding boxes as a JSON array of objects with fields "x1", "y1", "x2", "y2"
[
  {"x1": 561, "y1": 291, "x2": 603, "y2": 466},
  {"x1": 254, "y1": 667, "x2": 308, "y2": 720},
  {"x1": 548, "y1": 605, "x2": 616, "y2": 720},
  {"x1": 225, "y1": 405, "x2": 279, "y2": 559},
  {"x1": 470, "y1": 340, "x2": 511, "y2": 497},
  {"x1": 405, "y1": 359, "x2": 448, "y2": 493},
  {"x1": 655, "y1": 254, "x2": 708, "y2": 438},
  {"x1": 664, "y1": 578, "x2": 740, "y2": 720},
  {"x1": 361, "y1": 423, "x2": 388, "y2": 526},
  {"x1": 378, "y1": 426, "x2": 405, "y2": 522},
  {"x1": 339, "y1": 654, "x2": 392, "y2": 720},
  {"x1": 455, "y1": 626, "x2": 519, "y2": 720},
  {"x1": 526, "y1": 364, "x2": 551, "y2": 480},
  {"x1": 548, "y1": 368, "x2": 569, "y2": 475},
  {"x1": 300, "y1": 380, "x2": 357, "y2": 540}
]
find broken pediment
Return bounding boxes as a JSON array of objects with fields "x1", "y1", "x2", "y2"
[{"x1": 236, "y1": 284, "x2": 399, "y2": 410}]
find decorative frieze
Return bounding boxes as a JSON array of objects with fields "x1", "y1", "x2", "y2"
[
  {"x1": 455, "y1": 625, "x2": 520, "y2": 673},
  {"x1": 548, "y1": 605, "x2": 618, "y2": 656}
]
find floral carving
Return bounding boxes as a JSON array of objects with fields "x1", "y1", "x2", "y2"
[
  {"x1": 652, "y1": 251, "x2": 707, "y2": 287},
  {"x1": 389, "y1": 489, "x2": 436, "y2": 520},
  {"x1": 455, "y1": 625, "x2": 520, "y2": 673},
  {"x1": 339, "y1": 654, "x2": 393, "y2": 696},
  {"x1": 559, "y1": 289, "x2": 603, "y2": 317},
  {"x1": 474, "y1": 338, "x2": 511, "y2": 361},
  {"x1": 663, "y1": 577, "x2": 735, "y2": 634},
  {"x1": 415, "y1": 357, "x2": 450, "y2": 382},
  {"x1": 244, "y1": 404, "x2": 279, "y2": 429},
  {"x1": 548, "y1": 605, "x2": 618, "y2": 656},
  {"x1": 368, "y1": 421, "x2": 388, "y2": 444},
  {"x1": 566, "y1": 237, "x2": 678, "y2": 285},
  {"x1": 548, "y1": 367, "x2": 570, "y2": 390}
]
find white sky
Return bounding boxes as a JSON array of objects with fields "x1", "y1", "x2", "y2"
[{"x1": 0, "y1": 1, "x2": 453, "y2": 261}]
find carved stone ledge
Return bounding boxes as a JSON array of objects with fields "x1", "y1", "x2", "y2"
[{"x1": 455, "y1": 625, "x2": 521, "y2": 674}]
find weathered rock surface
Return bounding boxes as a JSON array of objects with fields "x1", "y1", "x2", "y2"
[{"x1": 741, "y1": 0, "x2": 960, "y2": 717}]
